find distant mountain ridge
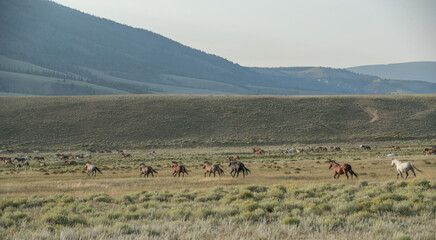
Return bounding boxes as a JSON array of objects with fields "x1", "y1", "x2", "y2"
[
  {"x1": 347, "y1": 62, "x2": 436, "y2": 83},
  {"x1": 0, "y1": 0, "x2": 435, "y2": 95}
]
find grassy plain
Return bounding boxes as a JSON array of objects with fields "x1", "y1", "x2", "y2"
[
  {"x1": 0, "y1": 142, "x2": 435, "y2": 239},
  {"x1": 1, "y1": 94, "x2": 435, "y2": 239}
]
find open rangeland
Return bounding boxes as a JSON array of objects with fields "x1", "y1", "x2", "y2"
[{"x1": 0, "y1": 142, "x2": 435, "y2": 240}]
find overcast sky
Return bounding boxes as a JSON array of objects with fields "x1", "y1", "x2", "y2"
[{"x1": 52, "y1": 0, "x2": 436, "y2": 68}]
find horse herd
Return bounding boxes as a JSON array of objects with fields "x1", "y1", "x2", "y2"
[{"x1": 2, "y1": 144, "x2": 433, "y2": 180}]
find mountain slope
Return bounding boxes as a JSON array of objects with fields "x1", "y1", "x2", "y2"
[
  {"x1": 347, "y1": 62, "x2": 436, "y2": 83},
  {"x1": 0, "y1": 0, "x2": 436, "y2": 95}
]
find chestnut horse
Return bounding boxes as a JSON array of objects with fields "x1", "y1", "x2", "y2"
[
  {"x1": 171, "y1": 162, "x2": 189, "y2": 177},
  {"x1": 328, "y1": 159, "x2": 358, "y2": 179}
]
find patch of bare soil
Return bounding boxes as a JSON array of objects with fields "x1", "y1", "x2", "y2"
[{"x1": 363, "y1": 107, "x2": 379, "y2": 123}]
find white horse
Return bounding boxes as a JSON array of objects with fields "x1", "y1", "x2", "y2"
[{"x1": 391, "y1": 159, "x2": 422, "y2": 179}]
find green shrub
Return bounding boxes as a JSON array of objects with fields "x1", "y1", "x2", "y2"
[
  {"x1": 115, "y1": 222, "x2": 139, "y2": 235},
  {"x1": 281, "y1": 216, "x2": 300, "y2": 225},
  {"x1": 320, "y1": 216, "x2": 345, "y2": 229},
  {"x1": 169, "y1": 208, "x2": 191, "y2": 221},
  {"x1": 42, "y1": 212, "x2": 69, "y2": 226},
  {"x1": 348, "y1": 211, "x2": 375, "y2": 224},
  {"x1": 392, "y1": 233, "x2": 412, "y2": 240},
  {"x1": 245, "y1": 185, "x2": 268, "y2": 193},
  {"x1": 236, "y1": 190, "x2": 254, "y2": 200},
  {"x1": 194, "y1": 207, "x2": 215, "y2": 219}
]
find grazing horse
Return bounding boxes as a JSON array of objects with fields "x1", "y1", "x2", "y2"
[
  {"x1": 330, "y1": 146, "x2": 341, "y2": 151},
  {"x1": 139, "y1": 164, "x2": 158, "y2": 177},
  {"x1": 65, "y1": 160, "x2": 77, "y2": 165},
  {"x1": 14, "y1": 163, "x2": 22, "y2": 168},
  {"x1": 85, "y1": 162, "x2": 102, "y2": 177},
  {"x1": 391, "y1": 159, "x2": 422, "y2": 179},
  {"x1": 122, "y1": 153, "x2": 132, "y2": 158},
  {"x1": 359, "y1": 145, "x2": 371, "y2": 150},
  {"x1": 392, "y1": 146, "x2": 401, "y2": 150},
  {"x1": 328, "y1": 159, "x2": 358, "y2": 179},
  {"x1": 39, "y1": 162, "x2": 46, "y2": 167},
  {"x1": 171, "y1": 162, "x2": 189, "y2": 177},
  {"x1": 253, "y1": 147, "x2": 264, "y2": 154},
  {"x1": 203, "y1": 162, "x2": 224, "y2": 177},
  {"x1": 427, "y1": 149, "x2": 436, "y2": 155},
  {"x1": 3, "y1": 158, "x2": 12, "y2": 165},
  {"x1": 229, "y1": 161, "x2": 250, "y2": 178}
]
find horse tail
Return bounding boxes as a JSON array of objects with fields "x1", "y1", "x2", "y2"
[
  {"x1": 95, "y1": 167, "x2": 103, "y2": 174},
  {"x1": 152, "y1": 168, "x2": 158, "y2": 173},
  {"x1": 349, "y1": 166, "x2": 358, "y2": 178},
  {"x1": 182, "y1": 166, "x2": 189, "y2": 175},
  {"x1": 244, "y1": 167, "x2": 251, "y2": 175},
  {"x1": 412, "y1": 164, "x2": 423, "y2": 173}
]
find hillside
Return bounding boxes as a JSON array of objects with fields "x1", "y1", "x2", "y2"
[
  {"x1": 1, "y1": 95, "x2": 435, "y2": 150},
  {"x1": 1, "y1": 0, "x2": 436, "y2": 95},
  {"x1": 347, "y1": 62, "x2": 436, "y2": 83}
]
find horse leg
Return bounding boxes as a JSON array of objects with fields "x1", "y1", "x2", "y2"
[
  {"x1": 204, "y1": 171, "x2": 207, "y2": 177},
  {"x1": 345, "y1": 171, "x2": 349, "y2": 179},
  {"x1": 399, "y1": 171, "x2": 404, "y2": 179},
  {"x1": 405, "y1": 171, "x2": 409, "y2": 179},
  {"x1": 411, "y1": 168, "x2": 416, "y2": 177}
]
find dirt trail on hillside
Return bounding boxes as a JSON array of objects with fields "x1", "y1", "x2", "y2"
[{"x1": 363, "y1": 107, "x2": 379, "y2": 123}]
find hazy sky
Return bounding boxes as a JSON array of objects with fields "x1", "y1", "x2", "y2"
[{"x1": 52, "y1": 0, "x2": 436, "y2": 68}]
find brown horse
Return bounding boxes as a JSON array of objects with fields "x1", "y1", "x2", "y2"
[
  {"x1": 328, "y1": 159, "x2": 358, "y2": 179},
  {"x1": 3, "y1": 158, "x2": 12, "y2": 165},
  {"x1": 39, "y1": 162, "x2": 46, "y2": 167},
  {"x1": 139, "y1": 164, "x2": 158, "y2": 177},
  {"x1": 171, "y1": 162, "x2": 188, "y2": 177},
  {"x1": 427, "y1": 149, "x2": 436, "y2": 155},
  {"x1": 203, "y1": 162, "x2": 224, "y2": 177},
  {"x1": 65, "y1": 160, "x2": 77, "y2": 165},
  {"x1": 122, "y1": 153, "x2": 132, "y2": 158},
  {"x1": 253, "y1": 147, "x2": 264, "y2": 154}
]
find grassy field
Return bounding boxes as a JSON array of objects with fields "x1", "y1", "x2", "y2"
[
  {"x1": 0, "y1": 94, "x2": 435, "y2": 150},
  {"x1": 0, "y1": 95, "x2": 435, "y2": 239},
  {"x1": 0, "y1": 142, "x2": 435, "y2": 239}
]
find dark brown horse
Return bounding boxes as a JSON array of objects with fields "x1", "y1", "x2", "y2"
[
  {"x1": 203, "y1": 162, "x2": 224, "y2": 177},
  {"x1": 139, "y1": 164, "x2": 158, "y2": 177},
  {"x1": 229, "y1": 161, "x2": 250, "y2": 178},
  {"x1": 171, "y1": 162, "x2": 188, "y2": 177},
  {"x1": 328, "y1": 159, "x2": 358, "y2": 179},
  {"x1": 122, "y1": 153, "x2": 132, "y2": 158},
  {"x1": 65, "y1": 160, "x2": 77, "y2": 165}
]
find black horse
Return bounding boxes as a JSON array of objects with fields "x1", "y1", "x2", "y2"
[{"x1": 229, "y1": 161, "x2": 250, "y2": 178}]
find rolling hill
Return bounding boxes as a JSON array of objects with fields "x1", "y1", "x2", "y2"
[
  {"x1": 1, "y1": 0, "x2": 436, "y2": 95},
  {"x1": 1, "y1": 95, "x2": 435, "y2": 150},
  {"x1": 347, "y1": 62, "x2": 436, "y2": 84}
]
